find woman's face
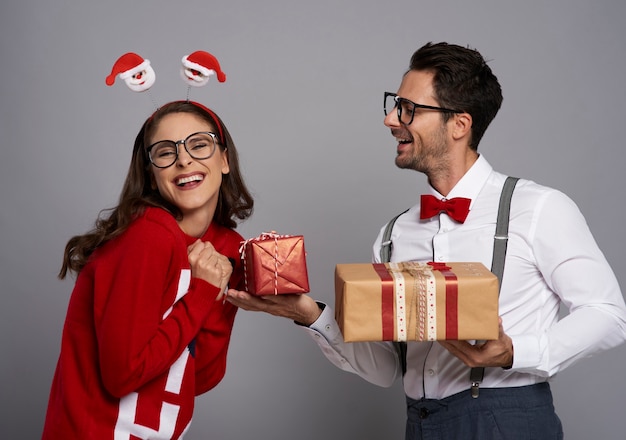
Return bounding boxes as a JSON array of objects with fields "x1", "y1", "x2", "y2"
[{"x1": 148, "y1": 112, "x2": 229, "y2": 224}]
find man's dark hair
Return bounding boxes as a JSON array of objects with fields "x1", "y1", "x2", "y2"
[{"x1": 409, "y1": 42, "x2": 503, "y2": 149}]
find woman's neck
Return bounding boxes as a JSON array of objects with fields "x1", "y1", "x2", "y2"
[{"x1": 177, "y1": 208, "x2": 215, "y2": 238}]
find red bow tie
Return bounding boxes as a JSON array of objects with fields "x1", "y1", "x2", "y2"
[{"x1": 420, "y1": 194, "x2": 471, "y2": 223}]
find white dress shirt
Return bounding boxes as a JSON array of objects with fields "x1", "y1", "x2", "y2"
[{"x1": 300, "y1": 155, "x2": 626, "y2": 400}]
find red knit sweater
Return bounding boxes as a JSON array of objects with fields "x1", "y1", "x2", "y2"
[{"x1": 43, "y1": 207, "x2": 243, "y2": 439}]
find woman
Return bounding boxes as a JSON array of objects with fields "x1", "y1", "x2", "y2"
[{"x1": 43, "y1": 101, "x2": 254, "y2": 439}]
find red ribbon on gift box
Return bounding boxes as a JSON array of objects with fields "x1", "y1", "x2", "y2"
[
  {"x1": 373, "y1": 262, "x2": 459, "y2": 341},
  {"x1": 373, "y1": 264, "x2": 396, "y2": 341}
]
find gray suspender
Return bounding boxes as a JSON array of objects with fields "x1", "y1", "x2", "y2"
[
  {"x1": 380, "y1": 209, "x2": 409, "y2": 264},
  {"x1": 490, "y1": 176, "x2": 519, "y2": 294},
  {"x1": 379, "y1": 176, "x2": 519, "y2": 396},
  {"x1": 469, "y1": 176, "x2": 518, "y2": 397}
]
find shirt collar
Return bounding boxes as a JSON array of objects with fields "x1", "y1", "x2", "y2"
[{"x1": 428, "y1": 154, "x2": 493, "y2": 204}]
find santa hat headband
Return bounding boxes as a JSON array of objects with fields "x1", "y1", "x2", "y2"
[
  {"x1": 106, "y1": 49, "x2": 226, "y2": 97},
  {"x1": 105, "y1": 50, "x2": 227, "y2": 139}
]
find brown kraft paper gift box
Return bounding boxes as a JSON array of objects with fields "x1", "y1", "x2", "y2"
[
  {"x1": 240, "y1": 232, "x2": 310, "y2": 295},
  {"x1": 335, "y1": 261, "x2": 499, "y2": 342}
]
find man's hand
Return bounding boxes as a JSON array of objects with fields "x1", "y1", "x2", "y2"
[
  {"x1": 438, "y1": 318, "x2": 513, "y2": 369},
  {"x1": 226, "y1": 289, "x2": 323, "y2": 326}
]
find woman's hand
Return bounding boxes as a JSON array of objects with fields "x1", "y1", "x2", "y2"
[
  {"x1": 187, "y1": 240, "x2": 233, "y2": 301},
  {"x1": 225, "y1": 288, "x2": 322, "y2": 325}
]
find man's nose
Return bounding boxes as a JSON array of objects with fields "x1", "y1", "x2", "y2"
[{"x1": 384, "y1": 109, "x2": 401, "y2": 127}]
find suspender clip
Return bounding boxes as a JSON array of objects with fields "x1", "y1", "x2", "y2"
[{"x1": 471, "y1": 381, "x2": 481, "y2": 398}]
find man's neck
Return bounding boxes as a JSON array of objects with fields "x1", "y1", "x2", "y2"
[{"x1": 428, "y1": 150, "x2": 479, "y2": 197}]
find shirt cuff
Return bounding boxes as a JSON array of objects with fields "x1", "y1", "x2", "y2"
[
  {"x1": 509, "y1": 333, "x2": 542, "y2": 370},
  {"x1": 297, "y1": 302, "x2": 342, "y2": 342}
]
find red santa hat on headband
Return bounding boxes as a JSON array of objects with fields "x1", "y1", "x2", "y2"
[
  {"x1": 105, "y1": 52, "x2": 156, "y2": 92},
  {"x1": 181, "y1": 50, "x2": 226, "y2": 87}
]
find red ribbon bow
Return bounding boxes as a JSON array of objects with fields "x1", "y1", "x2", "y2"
[
  {"x1": 420, "y1": 195, "x2": 471, "y2": 223},
  {"x1": 427, "y1": 262, "x2": 452, "y2": 271}
]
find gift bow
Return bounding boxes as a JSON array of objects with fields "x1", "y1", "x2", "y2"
[
  {"x1": 427, "y1": 262, "x2": 452, "y2": 271},
  {"x1": 239, "y1": 231, "x2": 294, "y2": 259}
]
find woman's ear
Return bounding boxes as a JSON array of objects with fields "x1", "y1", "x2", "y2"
[{"x1": 221, "y1": 148, "x2": 230, "y2": 175}]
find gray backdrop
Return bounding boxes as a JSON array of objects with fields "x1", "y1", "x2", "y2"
[{"x1": 2, "y1": 1, "x2": 625, "y2": 439}]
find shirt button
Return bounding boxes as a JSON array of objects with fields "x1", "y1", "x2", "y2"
[
  {"x1": 325, "y1": 324, "x2": 332, "y2": 332},
  {"x1": 428, "y1": 369, "x2": 435, "y2": 376}
]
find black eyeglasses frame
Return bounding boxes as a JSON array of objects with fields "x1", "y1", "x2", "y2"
[
  {"x1": 384, "y1": 92, "x2": 462, "y2": 125},
  {"x1": 146, "y1": 131, "x2": 220, "y2": 169}
]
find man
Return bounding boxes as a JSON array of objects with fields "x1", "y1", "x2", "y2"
[{"x1": 227, "y1": 42, "x2": 626, "y2": 439}]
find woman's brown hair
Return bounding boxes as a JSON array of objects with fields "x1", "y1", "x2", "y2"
[{"x1": 59, "y1": 101, "x2": 254, "y2": 278}]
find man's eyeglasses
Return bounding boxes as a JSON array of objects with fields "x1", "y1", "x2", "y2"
[
  {"x1": 384, "y1": 92, "x2": 462, "y2": 125},
  {"x1": 147, "y1": 131, "x2": 219, "y2": 168}
]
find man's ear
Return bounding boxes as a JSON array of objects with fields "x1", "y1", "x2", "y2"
[{"x1": 451, "y1": 112, "x2": 472, "y2": 141}]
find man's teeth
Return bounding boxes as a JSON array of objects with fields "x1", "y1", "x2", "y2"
[{"x1": 176, "y1": 175, "x2": 203, "y2": 186}]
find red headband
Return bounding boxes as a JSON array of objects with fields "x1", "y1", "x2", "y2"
[{"x1": 185, "y1": 101, "x2": 225, "y2": 143}]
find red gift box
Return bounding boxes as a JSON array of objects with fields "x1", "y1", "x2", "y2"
[{"x1": 240, "y1": 232, "x2": 310, "y2": 295}]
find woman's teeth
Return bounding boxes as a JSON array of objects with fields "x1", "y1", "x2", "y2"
[{"x1": 176, "y1": 175, "x2": 203, "y2": 186}]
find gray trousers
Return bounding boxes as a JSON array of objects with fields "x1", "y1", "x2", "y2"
[{"x1": 406, "y1": 382, "x2": 563, "y2": 440}]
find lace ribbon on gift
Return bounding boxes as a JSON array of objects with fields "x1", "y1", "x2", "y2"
[
  {"x1": 403, "y1": 263, "x2": 431, "y2": 341},
  {"x1": 378, "y1": 262, "x2": 449, "y2": 342},
  {"x1": 401, "y1": 262, "x2": 436, "y2": 341},
  {"x1": 239, "y1": 231, "x2": 293, "y2": 295}
]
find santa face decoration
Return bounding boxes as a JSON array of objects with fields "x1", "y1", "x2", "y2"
[
  {"x1": 123, "y1": 65, "x2": 156, "y2": 92},
  {"x1": 106, "y1": 52, "x2": 156, "y2": 93},
  {"x1": 180, "y1": 51, "x2": 226, "y2": 88},
  {"x1": 181, "y1": 65, "x2": 213, "y2": 87}
]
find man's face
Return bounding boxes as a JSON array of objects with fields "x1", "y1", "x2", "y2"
[{"x1": 384, "y1": 70, "x2": 451, "y2": 174}]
